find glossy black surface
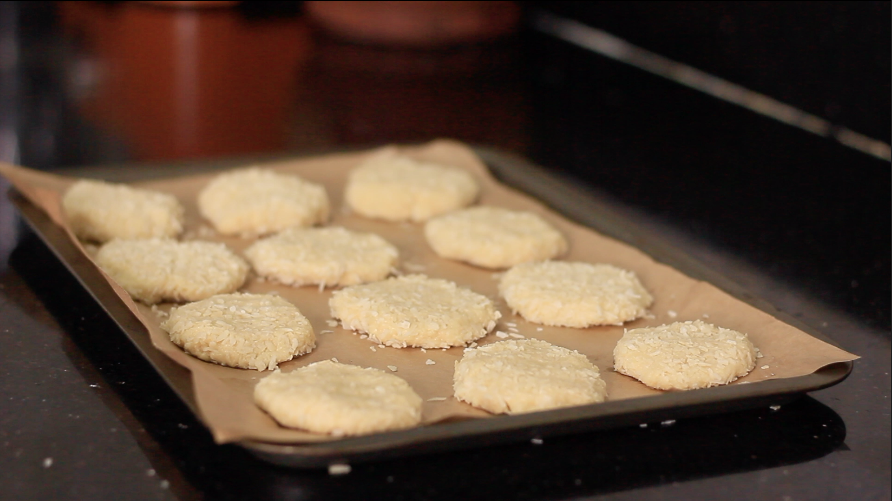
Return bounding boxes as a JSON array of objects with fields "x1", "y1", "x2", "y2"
[{"x1": 0, "y1": 2, "x2": 889, "y2": 500}]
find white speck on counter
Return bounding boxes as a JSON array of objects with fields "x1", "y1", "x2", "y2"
[
  {"x1": 536, "y1": 327, "x2": 543, "y2": 331},
  {"x1": 331, "y1": 358, "x2": 339, "y2": 363},
  {"x1": 369, "y1": 346, "x2": 377, "y2": 352},
  {"x1": 661, "y1": 419, "x2": 676, "y2": 427},
  {"x1": 427, "y1": 397, "x2": 447, "y2": 402},
  {"x1": 89, "y1": 384, "x2": 99, "y2": 388},
  {"x1": 425, "y1": 359, "x2": 436, "y2": 365},
  {"x1": 387, "y1": 365, "x2": 398, "y2": 372},
  {"x1": 42, "y1": 457, "x2": 53, "y2": 468},
  {"x1": 508, "y1": 333, "x2": 524, "y2": 339},
  {"x1": 326, "y1": 319, "x2": 338, "y2": 327},
  {"x1": 496, "y1": 331, "x2": 509, "y2": 338},
  {"x1": 667, "y1": 310, "x2": 678, "y2": 318},
  {"x1": 702, "y1": 313, "x2": 710, "y2": 318},
  {"x1": 639, "y1": 423, "x2": 648, "y2": 428},
  {"x1": 328, "y1": 463, "x2": 351, "y2": 475},
  {"x1": 770, "y1": 405, "x2": 782, "y2": 412},
  {"x1": 531, "y1": 437, "x2": 544, "y2": 445},
  {"x1": 761, "y1": 365, "x2": 770, "y2": 370}
]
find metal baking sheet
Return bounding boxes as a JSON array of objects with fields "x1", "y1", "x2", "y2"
[{"x1": 8, "y1": 147, "x2": 853, "y2": 467}]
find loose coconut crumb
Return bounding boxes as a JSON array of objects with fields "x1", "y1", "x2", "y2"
[
  {"x1": 425, "y1": 359, "x2": 436, "y2": 365},
  {"x1": 328, "y1": 464, "x2": 352, "y2": 475}
]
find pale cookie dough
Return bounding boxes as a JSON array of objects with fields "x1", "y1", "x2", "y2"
[
  {"x1": 424, "y1": 206, "x2": 568, "y2": 269},
  {"x1": 254, "y1": 361, "x2": 422, "y2": 436},
  {"x1": 613, "y1": 320, "x2": 758, "y2": 390},
  {"x1": 198, "y1": 167, "x2": 329, "y2": 236},
  {"x1": 95, "y1": 238, "x2": 249, "y2": 304},
  {"x1": 244, "y1": 226, "x2": 398, "y2": 288},
  {"x1": 62, "y1": 179, "x2": 184, "y2": 243},
  {"x1": 344, "y1": 150, "x2": 479, "y2": 222},
  {"x1": 162, "y1": 293, "x2": 315, "y2": 371},
  {"x1": 499, "y1": 261, "x2": 653, "y2": 327},
  {"x1": 453, "y1": 339, "x2": 607, "y2": 415},
  {"x1": 329, "y1": 274, "x2": 501, "y2": 348}
]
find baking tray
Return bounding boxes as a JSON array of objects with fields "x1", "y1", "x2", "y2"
[{"x1": 7, "y1": 146, "x2": 853, "y2": 468}]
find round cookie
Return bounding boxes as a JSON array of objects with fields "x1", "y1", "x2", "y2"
[
  {"x1": 162, "y1": 293, "x2": 316, "y2": 371},
  {"x1": 613, "y1": 320, "x2": 757, "y2": 390},
  {"x1": 244, "y1": 226, "x2": 398, "y2": 288},
  {"x1": 254, "y1": 360, "x2": 422, "y2": 436},
  {"x1": 499, "y1": 261, "x2": 653, "y2": 327},
  {"x1": 329, "y1": 274, "x2": 501, "y2": 348},
  {"x1": 453, "y1": 339, "x2": 607, "y2": 415},
  {"x1": 424, "y1": 206, "x2": 568, "y2": 269},
  {"x1": 95, "y1": 238, "x2": 249, "y2": 304},
  {"x1": 198, "y1": 167, "x2": 329, "y2": 236},
  {"x1": 344, "y1": 150, "x2": 479, "y2": 222},
  {"x1": 62, "y1": 179, "x2": 184, "y2": 243}
]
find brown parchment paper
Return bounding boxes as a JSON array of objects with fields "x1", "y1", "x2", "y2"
[{"x1": 0, "y1": 139, "x2": 858, "y2": 444}]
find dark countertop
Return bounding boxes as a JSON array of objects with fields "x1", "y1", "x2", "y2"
[{"x1": 1, "y1": 3, "x2": 889, "y2": 500}]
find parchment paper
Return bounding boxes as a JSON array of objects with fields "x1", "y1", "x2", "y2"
[{"x1": 0, "y1": 139, "x2": 858, "y2": 444}]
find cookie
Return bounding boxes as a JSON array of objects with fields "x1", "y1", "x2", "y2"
[
  {"x1": 95, "y1": 238, "x2": 249, "y2": 304},
  {"x1": 62, "y1": 179, "x2": 184, "y2": 243},
  {"x1": 424, "y1": 206, "x2": 568, "y2": 269},
  {"x1": 197, "y1": 167, "x2": 329, "y2": 236},
  {"x1": 344, "y1": 150, "x2": 479, "y2": 222},
  {"x1": 329, "y1": 274, "x2": 501, "y2": 348},
  {"x1": 162, "y1": 292, "x2": 315, "y2": 371},
  {"x1": 613, "y1": 320, "x2": 757, "y2": 390},
  {"x1": 453, "y1": 339, "x2": 607, "y2": 414},
  {"x1": 244, "y1": 226, "x2": 398, "y2": 288},
  {"x1": 499, "y1": 261, "x2": 652, "y2": 327},
  {"x1": 254, "y1": 360, "x2": 422, "y2": 436}
]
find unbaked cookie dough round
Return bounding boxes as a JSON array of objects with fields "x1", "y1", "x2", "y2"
[
  {"x1": 198, "y1": 167, "x2": 329, "y2": 236},
  {"x1": 498, "y1": 261, "x2": 652, "y2": 327},
  {"x1": 62, "y1": 179, "x2": 184, "y2": 243},
  {"x1": 162, "y1": 293, "x2": 316, "y2": 371},
  {"x1": 344, "y1": 150, "x2": 479, "y2": 222},
  {"x1": 453, "y1": 339, "x2": 607, "y2": 415},
  {"x1": 95, "y1": 238, "x2": 249, "y2": 304},
  {"x1": 613, "y1": 320, "x2": 757, "y2": 390},
  {"x1": 254, "y1": 361, "x2": 422, "y2": 436},
  {"x1": 329, "y1": 274, "x2": 501, "y2": 348},
  {"x1": 424, "y1": 206, "x2": 568, "y2": 269},
  {"x1": 244, "y1": 226, "x2": 398, "y2": 288}
]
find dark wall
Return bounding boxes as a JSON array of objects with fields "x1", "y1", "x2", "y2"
[{"x1": 534, "y1": 1, "x2": 891, "y2": 142}]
